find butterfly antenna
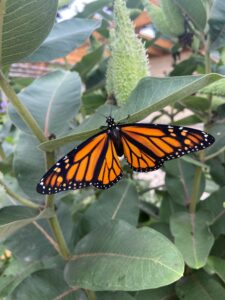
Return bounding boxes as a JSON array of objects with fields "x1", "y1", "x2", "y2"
[{"x1": 109, "y1": 105, "x2": 113, "y2": 117}]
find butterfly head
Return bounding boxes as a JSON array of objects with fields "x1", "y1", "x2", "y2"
[{"x1": 106, "y1": 116, "x2": 116, "y2": 128}]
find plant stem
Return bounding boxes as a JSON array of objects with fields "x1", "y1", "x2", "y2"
[
  {"x1": 0, "y1": 142, "x2": 6, "y2": 160},
  {"x1": 0, "y1": 70, "x2": 46, "y2": 143},
  {"x1": 205, "y1": 49, "x2": 211, "y2": 74},
  {"x1": 48, "y1": 216, "x2": 70, "y2": 259},
  {"x1": 0, "y1": 178, "x2": 40, "y2": 209},
  {"x1": 45, "y1": 151, "x2": 71, "y2": 260},
  {"x1": 85, "y1": 290, "x2": 97, "y2": 300},
  {"x1": 189, "y1": 167, "x2": 202, "y2": 214}
]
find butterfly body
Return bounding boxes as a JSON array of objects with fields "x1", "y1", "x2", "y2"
[
  {"x1": 106, "y1": 116, "x2": 123, "y2": 156},
  {"x1": 37, "y1": 117, "x2": 215, "y2": 194}
]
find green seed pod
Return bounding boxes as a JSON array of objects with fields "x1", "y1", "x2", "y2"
[
  {"x1": 106, "y1": 0, "x2": 149, "y2": 106},
  {"x1": 160, "y1": 0, "x2": 185, "y2": 37}
]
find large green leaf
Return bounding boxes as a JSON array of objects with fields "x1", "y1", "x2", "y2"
[
  {"x1": 4, "y1": 202, "x2": 76, "y2": 261},
  {"x1": 211, "y1": 235, "x2": 225, "y2": 259},
  {"x1": 0, "y1": 0, "x2": 57, "y2": 66},
  {"x1": 39, "y1": 74, "x2": 223, "y2": 152},
  {"x1": 209, "y1": 0, "x2": 225, "y2": 50},
  {"x1": 65, "y1": 220, "x2": 184, "y2": 291},
  {"x1": 170, "y1": 211, "x2": 214, "y2": 269},
  {"x1": 176, "y1": 270, "x2": 225, "y2": 300},
  {"x1": 9, "y1": 70, "x2": 81, "y2": 136},
  {"x1": 97, "y1": 292, "x2": 135, "y2": 300},
  {"x1": 13, "y1": 133, "x2": 45, "y2": 201},
  {"x1": 80, "y1": 180, "x2": 139, "y2": 235},
  {"x1": 0, "y1": 256, "x2": 59, "y2": 298},
  {"x1": 8, "y1": 268, "x2": 84, "y2": 300},
  {"x1": 165, "y1": 160, "x2": 205, "y2": 206},
  {"x1": 208, "y1": 155, "x2": 225, "y2": 186},
  {"x1": 136, "y1": 284, "x2": 178, "y2": 300},
  {"x1": 24, "y1": 18, "x2": 101, "y2": 62},
  {"x1": 205, "y1": 256, "x2": 225, "y2": 283},
  {"x1": 199, "y1": 187, "x2": 225, "y2": 236},
  {"x1": 205, "y1": 124, "x2": 225, "y2": 159},
  {"x1": 77, "y1": 0, "x2": 112, "y2": 18},
  {"x1": 173, "y1": 0, "x2": 206, "y2": 32},
  {"x1": 0, "y1": 206, "x2": 54, "y2": 241},
  {"x1": 4, "y1": 222, "x2": 57, "y2": 261},
  {"x1": 160, "y1": 193, "x2": 186, "y2": 223}
]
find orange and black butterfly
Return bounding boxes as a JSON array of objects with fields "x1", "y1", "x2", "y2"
[{"x1": 37, "y1": 117, "x2": 215, "y2": 194}]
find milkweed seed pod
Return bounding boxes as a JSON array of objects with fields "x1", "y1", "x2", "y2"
[
  {"x1": 106, "y1": 0, "x2": 149, "y2": 106},
  {"x1": 142, "y1": 0, "x2": 185, "y2": 37}
]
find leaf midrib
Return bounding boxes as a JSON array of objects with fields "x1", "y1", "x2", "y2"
[
  {"x1": 71, "y1": 252, "x2": 181, "y2": 275},
  {"x1": 111, "y1": 183, "x2": 130, "y2": 220}
]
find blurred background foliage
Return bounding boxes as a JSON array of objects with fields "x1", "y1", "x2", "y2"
[{"x1": 0, "y1": 0, "x2": 225, "y2": 299}]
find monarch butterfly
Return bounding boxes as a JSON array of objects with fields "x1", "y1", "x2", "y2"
[{"x1": 37, "y1": 117, "x2": 215, "y2": 194}]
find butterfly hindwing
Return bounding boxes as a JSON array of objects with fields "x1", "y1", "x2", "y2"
[
  {"x1": 92, "y1": 138, "x2": 123, "y2": 189},
  {"x1": 37, "y1": 131, "x2": 122, "y2": 194},
  {"x1": 120, "y1": 124, "x2": 214, "y2": 172}
]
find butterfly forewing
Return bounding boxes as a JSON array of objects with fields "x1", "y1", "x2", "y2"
[
  {"x1": 120, "y1": 124, "x2": 214, "y2": 172},
  {"x1": 37, "y1": 130, "x2": 123, "y2": 194}
]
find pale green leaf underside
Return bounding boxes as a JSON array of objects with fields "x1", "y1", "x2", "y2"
[
  {"x1": 23, "y1": 18, "x2": 101, "y2": 62},
  {"x1": 0, "y1": 206, "x2": 54, "y2": 241},
  {"x1": 39, "y1": 73, "x2": 223, "y2": 152},
  {"x1": 0, "y1": 256, "x2": 59, "y2": 298},
  {"x1": 9, "y1": 70, "x2": 81, "y2": 136},
  {"x1": 0, "y1": 0, "x2": 57, "y2": 66},
  {"x1": 170, "y1": 211, "x2": 214, "y2": 269},
  {"x1": 81, "y1": 180, "x2": 139, "y2": 234}
]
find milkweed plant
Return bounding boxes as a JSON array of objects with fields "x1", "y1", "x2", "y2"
[{"x1": 0, "y1": 0, "x2": 225, "y2": 299}]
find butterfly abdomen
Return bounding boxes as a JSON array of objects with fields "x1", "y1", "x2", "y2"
[{"x1": 108, "y1": 126, "x2": 124, "y2": 157}]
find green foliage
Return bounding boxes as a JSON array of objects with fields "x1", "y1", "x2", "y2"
[
  {"x1": 0, "y1": 0, "x2": 58, "y2": 66},
  {"x1": 142, "y1": 0, "x2": 185, "y2": 37},
  {"x1": 9, "y1": 70, "x2": 81, "y2": 136},
  {"x1": 0, "y1": 0, "x2": 225, "y2": 299},
  {"x1": 173, "y1": 0, "x2": 206, "y2": 32},
  {"x1": 209, "y1": 0, "x2": 225, "y2": 50},
  {"x1": 0, "y1": 206, "x2": 54, "y2": 241},
  {"x1": 65, "y1": 220, "x2": 184, "y2": 290},
  {"x1": 176, "y1": 270, "x2": 225, "y2": 299},
  {"x1": 170, "y1": 211, "x2": 214, "y2": 269},
  {"x1": 24, "y1": 18, "x2": 101, "y2": 62}
]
